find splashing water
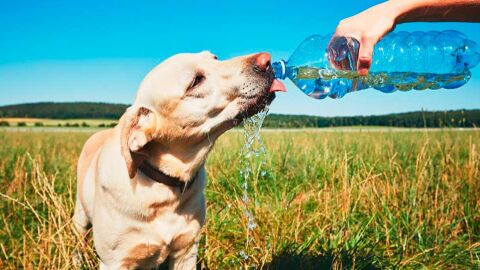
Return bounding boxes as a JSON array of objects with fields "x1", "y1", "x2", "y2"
[{"x1": 238, "y1": 106, "x2": 270, "y2": 269}]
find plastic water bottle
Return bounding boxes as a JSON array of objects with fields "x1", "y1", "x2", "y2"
[{"x1": 272, "y1": 30, "x2": 480, "y2": 99}]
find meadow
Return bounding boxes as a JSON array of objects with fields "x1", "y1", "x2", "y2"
[{"x1": 0, "y1": 128, "x2": 479, "y2": 269}]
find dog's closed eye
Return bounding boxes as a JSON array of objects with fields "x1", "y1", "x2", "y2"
[{"x1": 188, "y1": 73, "x2": 205, "y2": 90}]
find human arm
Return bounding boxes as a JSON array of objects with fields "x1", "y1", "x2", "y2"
[{"x1": 332, "y1": 0, "x2": 480, "y2": 75}]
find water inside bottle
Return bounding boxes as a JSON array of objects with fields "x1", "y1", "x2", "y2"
[
  {"x1": 238, "y1": 107, "x2": 269, "y2": 268},
  {"x1": 292, "y1": 66, "x2": 470, "y2": 98}
]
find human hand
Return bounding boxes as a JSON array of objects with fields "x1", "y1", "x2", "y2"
[{"x1": 330, "y1": 1, "x2": 398, "y2": 76}]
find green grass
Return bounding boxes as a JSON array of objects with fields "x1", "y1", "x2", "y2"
[{"x1": 0, "y1": 129, "x2": 479, "y2": 269}]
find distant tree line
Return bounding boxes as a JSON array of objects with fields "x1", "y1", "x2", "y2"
[
  {"x1": 0, "y1": 102, "x2": 128, "y2": 119},
  {"x1": 0, "y1": 102, "x2": 479, "y2": 128},
  {"x1": 263, "y1": 110, "x2": 480, "y2": 128}
]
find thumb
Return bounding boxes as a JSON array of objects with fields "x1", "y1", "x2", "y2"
[{"x1": 357, "y1": 38, "x2": 375, "y2": 76}]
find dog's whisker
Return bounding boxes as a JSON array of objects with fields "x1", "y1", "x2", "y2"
[{"x1": 207, "y1": 132, "x2": 213, "y2": 147}]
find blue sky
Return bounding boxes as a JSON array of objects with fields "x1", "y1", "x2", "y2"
[{"x1": 0, "y1": 0, "x2": 479, "y2": 116}]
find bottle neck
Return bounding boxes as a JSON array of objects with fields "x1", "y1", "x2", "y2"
[{"x1": 272, "y1": 60, "x2": 287, "y2": 80}]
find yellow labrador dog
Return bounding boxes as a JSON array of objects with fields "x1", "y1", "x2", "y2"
[{"x1": 73, "y1": 51, "x2": 286, "y2": 270}]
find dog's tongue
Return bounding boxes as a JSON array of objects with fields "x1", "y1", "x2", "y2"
[{"x1": 269, "y1": 79, "x2": 286, "y2": 93}]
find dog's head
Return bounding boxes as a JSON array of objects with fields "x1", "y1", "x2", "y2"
[{"x1": 120, "y1": 51, "x2": 285, "y2": 179}]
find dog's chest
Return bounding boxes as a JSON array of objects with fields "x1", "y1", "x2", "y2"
[
  {"x1": 113, "y1": 190, "x2": 204, "y2": 268},
  {"x1": 119, "y1": 211, "x2": 200, "y2": 268},
  {"x1": 96, "y1": 156, "x2": 206, "y2": 268}
]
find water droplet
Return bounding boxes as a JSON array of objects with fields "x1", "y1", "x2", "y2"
[{"x1": 238, "y1": 250, "x2": 248, "y2": 260}]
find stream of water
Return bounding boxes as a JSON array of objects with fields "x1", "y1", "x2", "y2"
[{"x1": 238, "y1": 107, "x2": 270, "y2": 269}]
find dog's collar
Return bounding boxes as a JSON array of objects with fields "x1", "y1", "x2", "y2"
[{"x1": 138, "y1": 162, "x2": 196, "y2": 191}]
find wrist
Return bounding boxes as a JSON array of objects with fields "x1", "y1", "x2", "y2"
[
  {"x1": 374, "y1": 1, "x2": 406, "y2": 25},
  {"x1": 387, "y1": 0, "x2": 432, "y2": 23}
]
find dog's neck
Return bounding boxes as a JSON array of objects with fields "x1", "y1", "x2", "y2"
[{"x1": 144, "y1": 139, "x2": 214, "y2": 182}]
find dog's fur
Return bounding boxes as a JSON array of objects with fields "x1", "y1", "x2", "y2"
[{"x1": 73, "y1": 51, "x2": 275, "y2": 269}]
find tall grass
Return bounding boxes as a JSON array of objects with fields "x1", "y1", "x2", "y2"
[{"x1": 0, "y1": 129, "x2": 479, "y2": 269}]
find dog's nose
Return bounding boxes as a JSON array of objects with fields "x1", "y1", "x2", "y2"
[{"x1": 254, "y1": 53, "x2": 271, "y2": 72}]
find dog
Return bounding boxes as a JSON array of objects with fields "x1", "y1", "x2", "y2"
[{"x1": 73, "y1": 51, "x2": 286, "y2": 269}]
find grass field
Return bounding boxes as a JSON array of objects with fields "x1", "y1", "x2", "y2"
[{"x1": 0, "y1": 128, "x2": 479, "y2": 269}]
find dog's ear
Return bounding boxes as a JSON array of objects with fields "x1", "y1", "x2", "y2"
[{"x1": 120, "y1": 106, "x2": 157, "y2": 178}]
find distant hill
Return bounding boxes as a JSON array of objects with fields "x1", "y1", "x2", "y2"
[
  {"x1": 0, "y1": 102, "x2": 128, "y2": 119},
  {"x1": 264, "y1": 110, "x2": 480, "y2": 128},
  {"x1": 0, "y1": 102, "x2": 479, "y2": 128}
]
